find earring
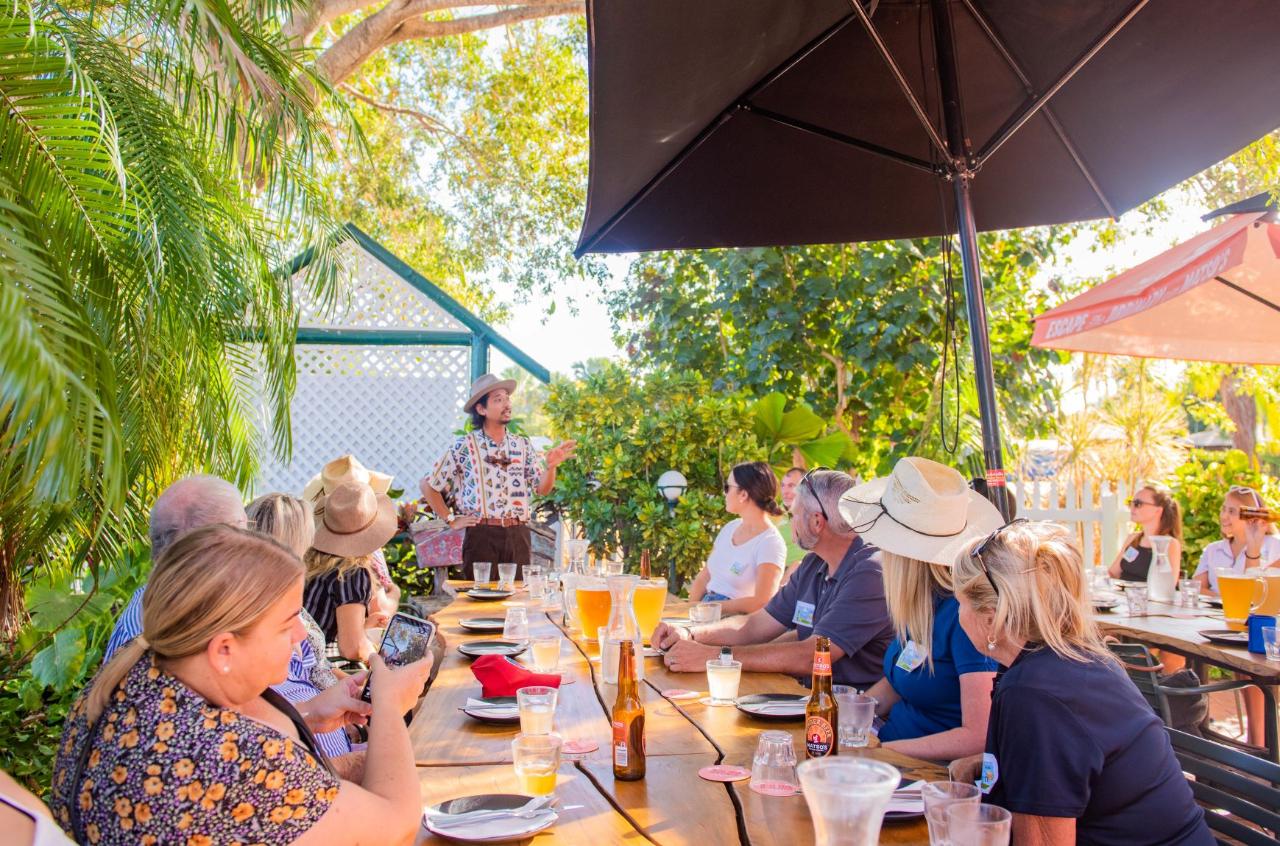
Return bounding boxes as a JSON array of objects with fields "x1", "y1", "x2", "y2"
[
  {"x1": 221, "y1": 665, "x2": 231, "y2": 674},
  {"x1": 986, "y1": 637, "x2": 997, "y2": 652}
]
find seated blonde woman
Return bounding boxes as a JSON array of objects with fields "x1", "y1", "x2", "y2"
[
  {"x1": 949, "y1": 521, "x2": 1212, "y2": 846},
  {"x1": 50, "y1": 524, "x2": 433, "y2": 846},
  {"x1": 838, "y1": 457, "x2": 1001, "y2": 762}
]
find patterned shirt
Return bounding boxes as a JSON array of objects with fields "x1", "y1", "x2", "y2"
[
  {"x1": 303, "y1": 566, "x2": 372, "y2": 643},
  {"x1": 425, "y1": 430, "x2": 545, "y2": 521},
  {"x1": 51, "y1": 654, "x2": 339, "y2": 845}
]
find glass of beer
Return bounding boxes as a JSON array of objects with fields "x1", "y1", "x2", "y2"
[
  {"x1": 516, "y1": 686, "x2": 558, "y2": 735},
  {"x1": 576, "y1": 577, "x2": 612, "y2": 642},
  {"x1": 531, "y1": 634, "x2": 561, "y2": 672},
  {"x1": 633, "y1": 578, "x2": 668, "y2": 645},
  {"x1": 512, "y1": 733, "x2": 561, "y2": 797}
]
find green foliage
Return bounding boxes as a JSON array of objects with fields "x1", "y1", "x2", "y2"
[
  {"x1": 1167, "y1": 449, "x2": 1280, "y2": 570},
  {"x1": 383, "y1": 534, "x2": 435, "y2": 596},
  {"x1": 542, "y1": 364, "x2": 765, "y2": 585},
  {"x1": 750, "y1": 392, "x2": 852, "y2": 472}
]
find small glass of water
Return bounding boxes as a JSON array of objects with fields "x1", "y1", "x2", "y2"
[
  {"x1": 749, "y1": 730, "x2": 800, "y2": 796},
  {"x1": 512, "y1": 733, "x2": 561, "y2": 797},
  {"x1": 598, "y1": 629, "x2": 644, "y2": 684},
  {"x1": 1125, "y1": 585, "x2": 1149, "y2": 616},
  {"x1": 1178, "y1": 579, "x2": 1200, "y2": 608},
  {"x1": 946, "y1": 803, "x2": 1012, "y2": 846},
  {"x1": 516, "y1": 686, "x2": 558, "y2": 735},
  {"x1": 498, "y1": 562, "x2": 518, "y2": 591},
  {"x1": 473, "y1": 561, "x2": 492, "y2": 587},
  {"x1": 836, "y1": 693, "x2": 876, "y2": 748},
  {"x1": 503, "y1": 605, "x2": 529, "y2": 642},
  {"x1": 531, "y1": 634, "x2": 562, "y2": 672},
  {"x1": 922, "y1": 781, "x2": 981, "y2": 846},
  {"x1": 1263, "y1": 626, "x2": 1279, "y2": 663},
  {"x1": 690, "y1": 602, "x2": 723, "y2": 625},
  {"x1": 705, "y1": 658, "x2": 742, "y2": 705}
]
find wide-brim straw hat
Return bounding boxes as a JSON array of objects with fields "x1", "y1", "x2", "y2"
[
  {"x1": 837, "y1": 457, "x2": 1003, "y2": 566},
  {"x1": 464, "y1": 373, "x2": 517, "y2": 413},
  {"x1": 303, "y1": 454, "x2": 394, "y2": 502},
  {"x1": 312, "y1": 481, "x2": 398, "y2": 557}
]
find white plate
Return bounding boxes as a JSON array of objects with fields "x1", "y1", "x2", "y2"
[{"x1": 423, "y1": 794, "x2": 557, "y2": 843}]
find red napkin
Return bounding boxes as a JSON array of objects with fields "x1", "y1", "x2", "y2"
[{"x1": 471, "y1": 655, "x2": 562, "y2": 698}]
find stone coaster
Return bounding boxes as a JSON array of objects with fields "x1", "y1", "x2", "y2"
[
  {"x1": 698, "y1": 765, "x2": 751, "y2": 783},
  {"x1": 562, "y1": 739, "x2": 598, "y2": 759},
  {"x1": 750, "y1": 780, "x2": 800, "y2": 797},
  {"x1": 662, "y1": 689, "x2": 700, "y2": 701}
]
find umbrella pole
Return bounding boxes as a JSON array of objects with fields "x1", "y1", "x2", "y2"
[{"x1": 933, "y1": 0, "x2": 1011, "y2": 520}]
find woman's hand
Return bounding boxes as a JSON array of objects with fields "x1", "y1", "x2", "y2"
[
  {"x1": 948, "y1": 753, "x2": 984, "y2": 785},
  {"x1": 368, "y1": 654, "x2": 434, "y2": 715},
  {"x1": 300, "y1": 672, "x2": 373, "y2": 734}
]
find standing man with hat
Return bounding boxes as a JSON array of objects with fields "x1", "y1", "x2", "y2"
[{"x1": 421, "y1": 373, "x2": 576, "y2": 574}]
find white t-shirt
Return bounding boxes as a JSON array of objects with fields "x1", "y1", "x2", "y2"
[
  {"x1": 1193, "y1": 535, "x2": 1280, "y2": 593},
  {"x1": 705, "y1": 519, "x2": 787, "y2": 599}
]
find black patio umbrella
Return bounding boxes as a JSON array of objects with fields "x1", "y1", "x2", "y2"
[{"x1": 573, "y1": 0, "x2": 1280, "y2": 517}]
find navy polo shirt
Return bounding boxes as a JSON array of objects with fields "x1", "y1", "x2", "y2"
[
  {"x1": 985, "y1": 646, "x2": 1213, "y2": 846},
  {"x1": 763, "y1": 537, "x2": 893, "y2": 688},
  {"x1": 878, "y1": 594, "x2": 997, "y2": 742}
]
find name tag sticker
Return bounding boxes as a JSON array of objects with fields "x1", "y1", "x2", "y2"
[
  {"x1": 1123, "y1": 547, "x2": 1139, "y2": 562},
  {"x1": 792, "y1": 601, "x2": 816, "y2": 628},
  {"x1": 978, "y1": 753, "x2": 999, "y2": 794},
  {"x1": 895, "y1": 640, "x2": 926, "y2": 672},
  {"x1": 729, "y1": 559, "x2": 747, "y2": 575}
]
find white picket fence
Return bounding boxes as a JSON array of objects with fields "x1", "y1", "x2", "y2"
[{"x1": 1009, "y1": 479, "x2": 1130, "y2": 569}]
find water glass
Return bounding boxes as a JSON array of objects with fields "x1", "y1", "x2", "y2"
[
  {"x1": 473, "y1": 561, "x2": 493, "y2": 586},
  {"x1": 1178, "y1": 579, "x2": 1201, "y2": 608},
  {"x1": 1264, "y1": 626, "x2": 1280, "y2": 662},
  {"x1": 498, "y1": 562, "x2": 518, "y2": 591},
  {"x1": 516, "y1": 686, "x2": 558, "y2": 735},
  {"x1": 706, "y1": 658, "x2": 742, "y2": 705},
  {"x1": 543, "y1": 585, "x2": 563, "y2": 613},
  {"x1": 503, "y1": 605, "x2": 530, "y2": 642},
  {"x1": 749, "y1": 730, "x2": 800, "y2": 796},
  {"x1": 605, "y1": 558, "x2": 626, "y2": 576},
  {"x1": 566, "y1": 539, "x2": 589, "y2": 572},
  {"x1": 796, "y1": 757, "x2": 899, "y2": 846},
  {"x1": 561, "y1": 575, "x2": 580, "y2": 631},
  {"x1": 512, "y1": 733, "x2": 561, "y2": 796},
  {"x1": 837, "y1": 693, "x2": 877, "y2": 748},
  {"x1": 922, "y1": 781, "x2": 982, "y2": 846},
  {"x1": 599, "y1": 629, "x2": 644, "y2": 684},
  {"x1": 1124, "y1": 584, "x2": 1149, "y2": 616},
  {"x1": 946, "y1": 803, "x2": 1011, "y2": 846},
  {"x1": 690, "y1": 602, "x2": 723, "y2": 625},
  {"x1": 526, "y1": 572, "x2": 547, "y2": 601},
  {"x1": 531, "y1": 634, "x2": 562, "y2": 672}
]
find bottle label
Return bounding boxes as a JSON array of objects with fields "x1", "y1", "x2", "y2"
[
  {"x1": 805, "y1": 716, "x2": 834, "y2": 757},
  {"x1": 812, "y1": 652, "x2": 832, "y2": 676},
  {"x1": 613, "y1": 720, "x2": 628, "y2": 767}
]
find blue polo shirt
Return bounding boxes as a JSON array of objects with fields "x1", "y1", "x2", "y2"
[
  {"x1": 878, "y1": 594, "x2": 997, "y2": 742},
  {"x1": 763, "y1": 537, "x2": 893, "y2": 688},
  {"x1": 985, "y1": 646, "x2": 1213, "y2": 845}
]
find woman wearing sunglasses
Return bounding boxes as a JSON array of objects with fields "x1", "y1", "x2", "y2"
[
  {"x1": 1107, "y1": 483, "x2": 1182, "y2": 583},
  {"x1": 686, "y1": 461, "x2": 788, "y2": 615},
  {"x1": 950, "y1": 521, "x2": 1212, "y2": 846}
]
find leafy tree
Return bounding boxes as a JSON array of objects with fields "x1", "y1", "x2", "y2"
[
  {"x1": 608, "y1": 233, "x2": 1072, "y2": 478},
  {"x1": 542, "y1": 364, "x2": 765, "y2": 589},
  {"x1": 1168, "y1": 449, "x2": 1280, "y2": 569}
]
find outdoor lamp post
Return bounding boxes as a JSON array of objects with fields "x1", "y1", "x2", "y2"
[{"x1": 656, "y1": 470, "x2": 687, "y2": 585}]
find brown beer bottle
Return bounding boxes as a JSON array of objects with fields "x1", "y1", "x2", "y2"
[
  {"x1": 612, "y1": 639, "x2": 646, "y2": 780},
  {"x1": 805, "y1": 636, "x2": 838, "y2": 758},
  {"x1": 1239, "y1": 505, "x2": 1280, "y2": 523},
  {"x1": 639, "y1": 549, "x2": 651, "y2": 579}
]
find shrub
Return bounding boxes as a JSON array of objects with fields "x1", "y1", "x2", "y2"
[{"x1": 1167, "y1": 449, "x2": 1280, "y2": 573}]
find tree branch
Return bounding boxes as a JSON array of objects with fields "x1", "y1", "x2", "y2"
[{"x1": 387, "y1": 3, "x2": 583, "y2": 47}]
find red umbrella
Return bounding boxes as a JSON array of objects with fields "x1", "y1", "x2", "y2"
[{"x1": 1032, "y1": 206, "x2": 1280, "y2": 363}]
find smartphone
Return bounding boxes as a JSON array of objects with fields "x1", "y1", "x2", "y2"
[{"x1": 360, "y1": 611, "x2": 436, "y2": 703}]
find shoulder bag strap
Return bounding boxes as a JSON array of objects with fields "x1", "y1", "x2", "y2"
[{"x1": 466, "y1": 431, "x2": 489, "y2": 518}]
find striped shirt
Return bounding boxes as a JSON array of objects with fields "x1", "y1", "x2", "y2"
[{"x1": 303, "y1": 566, "x2": 372, "y2": 642}]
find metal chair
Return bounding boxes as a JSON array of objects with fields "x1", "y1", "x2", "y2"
[{"x1": 1167, "y1": 727, "x2": 1280, "y2": 845}]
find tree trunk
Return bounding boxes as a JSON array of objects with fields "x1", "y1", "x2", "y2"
[
  {"x1": 1219, "y1": 370, "x2": 1257, "y2": 456},
  {"x1": 0, "y1": 531, "x2": 23, "y2": 643}
]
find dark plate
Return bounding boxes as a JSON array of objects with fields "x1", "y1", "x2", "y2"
[
  {"x1": 1093, "y1": 598, "x2": 1121, "y2": 613},
  {"x1": 465, "y1": 588, "x2": 515, "y2": 601},
  {"x1": 1198, "y1": 629, "x2": 1249, "y2": 646},
  {"x1": 884, "y1": 810, "x2": 925, "y2": 822},
  {"x1": 457, "y1": 640, "x2": 527, "y2": 659},
  {"x1": 423, "y1": 794, "x2": 556, "y2": 843},
  {"x1": 461, "y1": 696, "x2": 520, "y2": 724},
  {"x1": 1205, "y1": 597, "x2": 1224, "y2": 609},
  {"x1": 459, "y1": 617, "x2": 507, "y2": 633},
  {"x1": 735, "y1": 693, "x2": 809, "y2": 721}
]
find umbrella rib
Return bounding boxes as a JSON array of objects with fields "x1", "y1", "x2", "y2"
[
  {"x1": 846, "y1": 0, "x2": 951, "y2": 165},
  {"x1": 973, "y1": 0, "x2": 1149, "y2": 171},
  {"x1": 1214, "y1": 275, "x2": 1280, "y2": 315},
  {"x1": 740, "y1": 105, "x2": 938, "y2": 174},
  {"x1": 958, "y1": 0, "x2": 1117, "y2": 220}
]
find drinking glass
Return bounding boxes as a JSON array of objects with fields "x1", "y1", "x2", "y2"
[
  {"x1": 525, "y1": 564, "x2": 543, "y2": 581},
  {"x1": 516, "y1": 686, "x2": 557, "y2": 735},
  {"x1": 561, "y1": 574, "x2": 581, "y2": 632},
  {"x1": 498, "y1": 562, "x2": 518, "y2": 591},
  {"x1": 543, "y1": 585, "x2": 563, "y2": 614},
  {"x1": 796, "y1": 757, "x2": 899, "y2": 846},
  {"x1": 946, "y1": 803, "x2": 1011, "y2": 846},
  {"x1": 576, "y1": 577, "x2": 611, "y2": 642},
  {"x1": 531, "y1": 634, "x2": 562, "y2": 672},
  {"x1": 1178, "y1": 579, "x2": 1200, "y2": 608},
  {"x1": 526, "y1": 571, "x2": 547, "y2": 601},
  {"x1": 690, "y1": 602, "x2": 723, "y2": 625},
  {"x1": 634, "y1": 578, "x2": 669, "y2": 645},
  {"x1": 922, "y1": 781, "x2": 981, "y2": 846},
  {"x1": 473, "y1": 561, "x2": 493, "y2": 587},
  {"x1": 1264, "y1": 626, "x2": 1280, "y2": 662},
  {"x1": 599, "y1": 629, "x2": 644, "y2": 684},
  {"x1": 749, "y1": 730, "x2": 800, "y2": 796},
  {"x1": 566, "y1": 539, "x2": 589, "y2": 572},
  {"x1": 512, "y1": 733, "x2": 561, "y2": 796},
  {"x1": 503, "y1": 606, "x2": 530, "y2": 642},
  {"x1": 837, "y1": 693, "x2": 877, "y2": 748},
  {"x1": 605, "y1": 558, "x2": 626, "y2": 576},
  {"x1": 705, "y1": 658, "x2": 742, "y2": 705},
  {"x1": 1124, "y1": 584, "x2": 1149, "y2": 616}
]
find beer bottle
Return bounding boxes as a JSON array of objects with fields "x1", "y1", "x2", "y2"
[
  {"x1": 805, "y1": 636, "x2": 838, "y2": 758},
  {"x1": 1239, "y1": 505, "x2": 1280, "y2": 523},
  {"x1": 639, "y1": 549, "x2": 651, "y2": 579},
  {"x1": 612, "y1": 640, "x2": 646, "y2": 780}
]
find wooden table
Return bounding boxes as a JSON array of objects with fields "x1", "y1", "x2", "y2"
[{"x1": 411, "y1": 586, "x2": 944, "y2": 844}]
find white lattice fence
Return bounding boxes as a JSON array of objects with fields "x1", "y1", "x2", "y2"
[{"x1": 1010, "y1": 479, "x2": 1130, "y2": 569}]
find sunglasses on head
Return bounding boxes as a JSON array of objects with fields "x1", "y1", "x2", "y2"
[
  {"x1": 969, "y1": 518, "x2": 1029, "y2": 598},
  {"x1": 800, "y1": 466, "x2": 831, "y2": 522}
]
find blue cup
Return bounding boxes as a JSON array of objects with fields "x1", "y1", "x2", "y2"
[{"x1": 1246, "y1": 614, "x2": 1278, "y2": 654}]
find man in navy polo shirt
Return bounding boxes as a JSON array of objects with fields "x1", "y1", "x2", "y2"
[{"x1": 653, "y1": 470, "x2": 893, "y2": 689}]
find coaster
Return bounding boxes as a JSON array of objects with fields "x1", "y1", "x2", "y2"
[
  {"x1": 562, "y1": 739, "x2": 598, "y2": 759},
  {"x1": 699, "y1": 765, "x2": 751, "y2": 782},
  {"x1": 750, "y1": 780, "x2": 800, "y2": 797},
  {"x1": 662, "y1": 689, "x2": 700, "y2": 701}
]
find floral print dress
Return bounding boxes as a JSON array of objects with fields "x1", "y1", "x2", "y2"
[{"x1": 50, "y1": 653, "x2": 339, "y2": 845}]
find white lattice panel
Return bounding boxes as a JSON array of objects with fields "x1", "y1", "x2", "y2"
[
  {"x1": 295, "y1": 240, "x2": 466, "y2": 332},
  {"x1": 252, "y1": 344, "x2": 470, "y2": 496}
]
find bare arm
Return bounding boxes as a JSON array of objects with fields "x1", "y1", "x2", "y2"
[
  {"x1": 882, "y1": 671, "x2": 995, "y2": 762},
  {"x1": 1013, "y1": 813, "x2": 1076, "y2": 846},
  {"x1": 715, "y1": 564, "x2": 783, "y2": 615},
  {"x1": 1107, "y1": 533, "x2": 1138, "y2": 578},
  {"x1": 336, "y1": 603, "x2": 374, "y2": 662},
  {"x1": 730, "y1": 634, "x2": 842, "y2": 677},
  {"x1": 688, "y1": 568, "x2": 711, "y2": 602},
  {"x1": 419, "y1": 481, "x2": 449, "y2": 518},
  {"x1": 864, "y1": 677, "x2": 899, "y2": 716}
]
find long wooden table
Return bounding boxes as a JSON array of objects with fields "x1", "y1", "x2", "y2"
[{"x1": 411, "y1": 585, "x2": 945, "y2": 844}]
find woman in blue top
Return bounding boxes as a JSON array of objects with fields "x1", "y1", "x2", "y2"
[{"x1": 838, "y1": 457, "x2": 1002, "y2": 761}]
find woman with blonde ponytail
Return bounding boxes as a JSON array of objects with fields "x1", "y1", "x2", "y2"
[
  {"x1": 949, "y1": 521, "x2": 1212, "y2": 846},
  {"x1": 51, "y1": 524, "x2": 433, "y2": 846}
]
